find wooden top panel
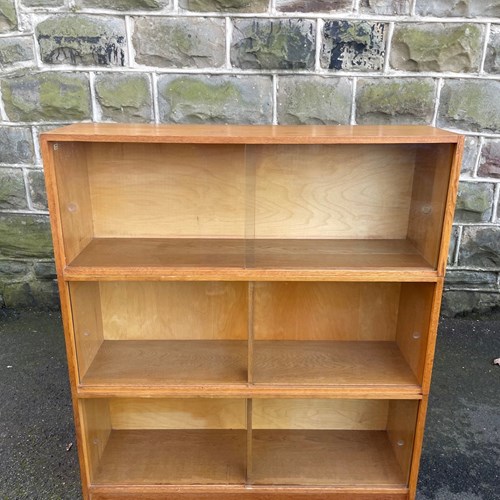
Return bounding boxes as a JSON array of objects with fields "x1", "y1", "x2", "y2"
[{"x1": 41, "y1": 124, "x2": 460, "y2": 144}]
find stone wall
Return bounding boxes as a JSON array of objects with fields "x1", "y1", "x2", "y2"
[{"x1": 0, "y1": 0, "x2": 499, "y2": 315}]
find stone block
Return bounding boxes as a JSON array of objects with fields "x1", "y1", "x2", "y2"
[
  {"x1": 455, "y1": 182, "x2": 494, "y2": 222},
  {"x1": 133, "y1": 17, "x2": 225, "y2": 68},
  {"x1": 0, "y1": 37, "x2": 34, "y2": 67},
  {"x1": 461, "y1": 136, "x2": 480, "y2": 176},
  {"x1": 21, "y1": 0, "x2": 64, "y2": 6},
  {"x1": 445, "y1": 270, "x2": 498, "y2": 288},
  {"x1": 36, "y1": 15, "x2": 126, "y2": 66},
  {"x1": 478, "y1": 139, "x2": 500, "y2": 179},
  {"x1": 34, "y1": 261, "x2": 56, "y2": 279},
  {"x1": 77, "y1": 0, "x2": 168, "y2": 10},
  {"x1": 391, "y1": 24, "x2": 483, "y2": 73},
  {"x1": 0, "y1": 168, "x2": 27, "y2": 210},
  {"x1": 180, "y1": 0, "x2": 268, "y2": 12},
  {"x1": 0, "y1": 126, "x2": 34, "y2": 164},
  {"x1": 321, "y1": 21, "x2": 386, "y2": 71},
  {"x1": 0, "y1": 214, "x2": 53, "y2": 258},
  {"x1": 416, "y1": 0, "x2": 500, "y2": 18},
  {"x1": 276, "y1": 0, "x2": 352, "y2": 12},
  {"x1": 27, "y1": 169, "x2": 47, "y2": 210},
  {"x1": 360, "y1": 0, "x2": 410, "y2": 14},
  {"x1": 277, "y1": 76, "x2": 352, "y2": 125},
  {"x1": 2, "y1": 280, "x2": 59, "y2": 310},
  {"x1": 0, "y1": 0, "x2": 16, "y2": 34},
  {"x1": 158, "y1": 74, "x2": 272, "y2": 124},
  {"x1": 0, "y1": 260, "x2": 29, "y2": 280},
  {"x1": 441, "y1": 291, "x2": 500, "y2": 318},
  {"x1": 448, "y1": 226, "x2": 459, "y2": 265},
  {"x1": 95, "y1": 73, "x2": 152, "y2": 123},
  {"x1": 438, "y1": 79, "x2": 500, "y2": 133},
  {"x1": 484, "y1": 24, "x2": 500, "y2": 75},
  {"x1": 231, "y1": 19, "x2": 315, "y2": 70},
  {"x1": 356, "y1": 78, "x2": 435, "y2": 125},
  {"x1": 2, "y1": 72, "x2": 91, "y2": 122},
  {"x1": 459, "y1": 226, "x2": 500, "y2": 268}
]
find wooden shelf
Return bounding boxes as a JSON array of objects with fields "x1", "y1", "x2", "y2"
[
  {"x1": 82, "y1": 340, "x2": 247, "y2": 388},
  {"x1": 65, "y1": 238, "x2": 436, "y2": 281},
  {"x1": 253, "y1": 341, "x2": 420, "y2": 391},
  {"x1": 252, "y1": 430, "x2": 406, "y2": 487},
  {"x1": 93, "y1": 429, "x2": 246, "y2": 486}
]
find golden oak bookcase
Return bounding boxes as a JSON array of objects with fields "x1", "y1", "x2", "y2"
[{"x1": 41, "y1": 124, "x2": 463, "y2": 500}]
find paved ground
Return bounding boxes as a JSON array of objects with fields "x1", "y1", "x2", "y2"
[{"x1": 0, "y1": 310, "x2": 499, "y2": 500}]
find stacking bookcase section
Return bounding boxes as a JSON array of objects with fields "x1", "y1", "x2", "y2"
[
  {"x1": 252, "y1": 281, "x2": 436, "y2": 395},
  {"x1": 251, "y1": 398, "x2": 419, "y2": 489},
  {"x1": 80, "y1": 398, "x2": 248, "y2": 487},
  {"x1": 42, "y1": 125, "x2": 463, "y2": 500},
  {"x1": 69, "y1": 281, "x2": 248, "y2": 389},
  {"x1": 42, "y1": 127, "x2": 460, "y2": 281}
]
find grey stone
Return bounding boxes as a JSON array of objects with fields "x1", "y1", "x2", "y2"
[
  {"x1": 391, "y1": 24, "x2": 483, "y2": 73},
  {"x1": 36, "y1": 15, "x2": 126, "y2": 66},
  {"x1": 276, "y1": 0, "x2": 352, "y2": 12},
  {"x1": 356, "y1": 78, "x2": 435, "y2": 125},
  {"x1": 27, "y1": 169, "x2": 48, "y2": 210},
  {"x1": 360, "y1": 0, "x2": 410, "y2": 14},
  {"x1": 441, "y1": 291, "x2": 500, "y2": 318},
  {"x1": 34, "y1": 261, "x2": 56, "y2": 279},
  {"x1": 180, "y1": 0, "x2": 268, "y2": 12},
  {"x1": 0, "y1": 0, "x2": 16, "y2": 34},
  {"x1": 445, "y1": 270, "x2": 498, "y2": 288},
  {"x1": 21, "y1": 0, "x2": 64, "y2": 6},
  {"x1": 0, "y1": 260, "x2": 29, "y2": 280},
  {"x1": 455, "y1": 182, "x2": 494, "y2": 222},
  {"x1": 95, "y1": 73, "x2": 152, "y2": 123},
  {"x1": 2, "y1": 280, "x2": 59, "y2": 310},
  {"x1": 416, "y1": 0, "x2": 500, "y2": 17},
  {"x1": 158, "y1": 74, "x2": 272, "y2": 124},
  {"x1": 0, "y1": 37, "x2": 34, "y2": 67},
  {"x1": 438, "y1": 80, "x2": 500, "y2": 133},
  {"x1": 277, "y1": 76, "x2": 352, "y2": 125},
  {"x1": 461, "y1": 136, "x2": 480, "y2": 176},
  {"x1": 478, "y1": 139, "x2": 500, "y2": 178},
  {"x1": 0, "y1": 127, "x2": 34, "y2": 164},
  {"x1": 133, "y1": 17, "x2": 225, "y2": 68},
  {"x1": 448, "y1": 226, "x2": 459, "y2": 265},
  {"x1": 321, "y1": 21, "x2": 386, "y2": 72},
  {"x1": 2, "y1": 72, "x2": 91, "y2": 122},
  {"x1": 77, "y1": 0, "x2": 168, "y2": 10},
  {"x1": 0, "y1": 168, "x2": 27, "y2": 210},
  {"x1": 0, "y1": 214, "x2": 53, "y2": 259},
  {"x1": 231, "y1": 19, "x2": 315, "y2": 70},
  {"x1": 484, "y1": 24, "x2": 500, "y2": 75},
  {"x1": 459, "y1": 226, "x2": 500, "y2": 268}
]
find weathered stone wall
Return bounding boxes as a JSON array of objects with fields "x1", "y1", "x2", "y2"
[{"x1": 0, "y1": 0, "x2": 499, "y2": 315}]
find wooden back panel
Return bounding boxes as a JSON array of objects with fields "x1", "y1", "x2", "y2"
[
  {"x1": 253, "y1": 282, "x2": 400, "y2": 341},
  {"x1": 99, "y1": 282, "x2": 247, "y2": 340},
  {"x1": 87, "y1": 143, "x2": 246, "y2": 238},
  {"x1": 249, "y1": 144, "x2": 416, "y2": 239},
  {"x1": 53, "y1": 143, "x2": 94, "y2": 263}
]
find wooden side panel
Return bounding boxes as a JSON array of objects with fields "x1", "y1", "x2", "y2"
[
  {"x1": 109, "y1": 399, "x2": 246, "y2": 430},
  {"x1": 253, "y1": 399, "x2": 389, "y2": 430},
  {"x1": 250, "y1": 144, "x2": 415, "y2": 239},
  {"x1": 70, "y1": 282, "x2": 105, "y2": 379},
  {"x1": 407, "y1": 144, "x2": 454, "y2": 268},
  {"x1": 99, "y1": 282, "x2": 247, "y2": 340},
  {"x1": 395, "y1": 283, "x2": 435, "y2": 385},
  {"x1": 386, "y1": 400, "x2": 418, "y2": 484},
  {"x1": 87, "y1": 143, "x2": 246, "y2": 238},
  {"x1": 253, "y1": 282, "x2": 400, "y2": 341},
  {"x1": 81, "y1": 399, "x2": 112, "y2": 482},
  {"x1": 53, "y1": 142, "x2": 94, "y2": 263}
]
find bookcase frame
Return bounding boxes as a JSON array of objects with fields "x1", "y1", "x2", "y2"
[{"x1": 41, "y1": 124, "x2": 463, "y2": 500}]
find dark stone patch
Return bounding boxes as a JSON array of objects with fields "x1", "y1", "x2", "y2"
[
  {"x1": 459, "y1": 226, "x2": 500, "y2": 268},
  {"x1": 445, "y1": 270, "x2": 498, "y2": 289},
  {"x1": 276, "y1": 0, "x2": 352, "y2": 12},
  {"x1": 477, "y1": 139, "x2": 500, "y2": 179},
  {"x1": 0, "y1": 127, "x2": 34, "y2": 164},
  {"x1": 454, "y1": 182, "x2": 494, "y2": 223},
  {"x1": 321, "y1": 20, "x2": 386, "y2": 71}
]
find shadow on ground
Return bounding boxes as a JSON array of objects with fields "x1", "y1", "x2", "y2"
[{"x1": 0, "y1": 310, "x2": 499, "y2": 499}]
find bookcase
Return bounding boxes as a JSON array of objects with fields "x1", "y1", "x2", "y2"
[{"x1": 41, "y1": 124, "x2": 463, "y2": 500}]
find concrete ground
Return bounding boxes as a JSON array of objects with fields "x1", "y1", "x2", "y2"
[{"x1": 0, "y1": 311, "x2": 499, "y2": 500}]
